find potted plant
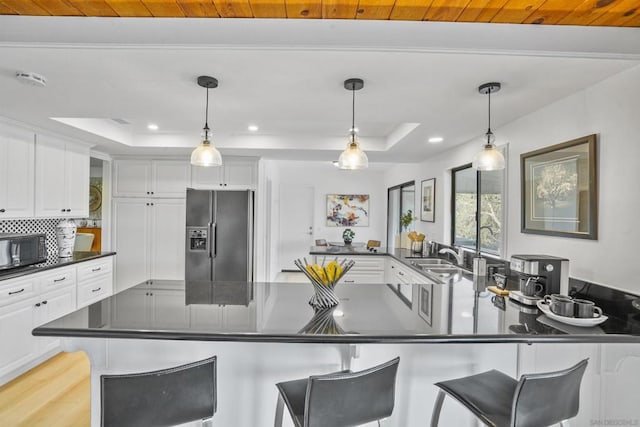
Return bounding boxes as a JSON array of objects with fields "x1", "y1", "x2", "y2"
[{"x1": 342, "y1": 228, "x2": 355, "y2": 245}]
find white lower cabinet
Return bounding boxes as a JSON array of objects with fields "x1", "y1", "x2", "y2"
[
  {"x1": 0, "y1": 255, "x2": 114, "y2": 385},
  {"x1": 0, "y1": 296, "x2": 39, "y2": 380}
]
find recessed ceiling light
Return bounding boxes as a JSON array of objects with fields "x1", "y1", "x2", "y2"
[
  {"x1": 147, "y1": 124, "x2": 159, "y2": 131},
  {"x1": 428, "y1": 137, "x2": 444, "y2": 144},
  {"x1": 248, "y1": 124, "x2": 259, "y2": 132}
]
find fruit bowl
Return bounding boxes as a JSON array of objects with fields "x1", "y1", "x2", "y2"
[{"x1": 294, "y1": 258, "x2": 355, "y2": 310}]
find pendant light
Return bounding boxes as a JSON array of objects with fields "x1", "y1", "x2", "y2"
[
  {"x1": 191, "y1": 75, "x2": 222, "y2": 167},
  {"x1": 337, "y1": 78, "x2": 368, "y2": 170},
  {"x1": 472, "y1": 82, "x2": 505, "y2": 171}
]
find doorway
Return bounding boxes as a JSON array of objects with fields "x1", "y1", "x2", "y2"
[{"x1": 278, "y1": 184, "x2": 314, "y2": 271}]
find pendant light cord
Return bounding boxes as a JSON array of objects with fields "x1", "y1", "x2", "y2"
[
  {"x1": 487, "y1": 86, "x2": 491, "y2": 134},
  {"x1": 205, "y1": 87, "x2": 210, "y2": 130},
  {"x1": 351, "y1": 86, "x2": 356, "y2": 136}
]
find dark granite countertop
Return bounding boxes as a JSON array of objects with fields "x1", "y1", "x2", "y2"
[
  {"x1": 33, "y1": 274, "x2": 640, "y2": 343},
  {"x1": 0, "y1": 251, "x2": 116, "y2": 281}
]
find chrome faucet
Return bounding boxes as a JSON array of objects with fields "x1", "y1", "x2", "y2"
[{"x1": 438, "y1": 247, "x2": 465, "y2": 265}]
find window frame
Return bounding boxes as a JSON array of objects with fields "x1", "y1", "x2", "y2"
[{"x1": 450, "y1": 161, "x2": 507, "y2": 257}]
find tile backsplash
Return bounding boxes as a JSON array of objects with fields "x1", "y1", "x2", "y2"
[{"x1": 0, "y1": 218, "x2": 67, "y2": 266}]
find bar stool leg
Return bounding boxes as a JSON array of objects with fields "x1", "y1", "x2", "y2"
[
  {"x1": 430, "y1": 390, "x2": 446, "y2": 427},
  {"x1": 560, "y1": 421, "x2": 571, "y2": 427},
  {"x1": 274, "y1": 394, "x2": 285, "y2": 427},
  {"x1": 201, "y1": 416, "x2": 214, "y2": 427}
]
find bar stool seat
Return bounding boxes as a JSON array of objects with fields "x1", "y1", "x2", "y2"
[
  {"x1": 101, "y1": 356, "x2": 217, "y2": 427},
  {"x1": 430, "y1": 359, "x2": 588, "y2": 427},
  {"x1": 275, "y1": 357, "x2": 400, "y2": 427}
]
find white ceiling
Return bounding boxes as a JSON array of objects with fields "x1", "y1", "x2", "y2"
[{"x1": 1, "y1": 17, "x2": 639, "y2": 163}]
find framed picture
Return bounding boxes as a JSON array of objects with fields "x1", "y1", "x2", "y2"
[
  {"x1": 418, "y1": 283, "x2": 432, "y2": 325},
  {"x1": 420, "y1": 178, "x2": 436, "y2": 222},
  {"x1": 326, "y1": 194, "x2": 369, "y2": 227},
  {"x1": 521, "y1": 134, "x2": 597, "y2": 239}
]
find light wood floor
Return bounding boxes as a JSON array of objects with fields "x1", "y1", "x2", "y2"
[{"x1": 0, "y1": 352, "x2": 90, "y2": 427}]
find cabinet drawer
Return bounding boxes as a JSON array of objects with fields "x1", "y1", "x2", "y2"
[
  {"x1": 346, "y1": 256, "x2": 385, "y2": 271},
  {"x1": 77, "y1": 276, "x2": 112, "y2": 308},
  {"x1": 0, "y1": 276, "x2": 37, "y2": 307},
  {"x1": 39, "y1": 267, "x2": 76, "y2": 290},
  {"x1": 77, "y1": 257, "x2": 112, "y2": 282},
  {"x1": 341, "y1": 271, "x2": 385, "y2": 284}
]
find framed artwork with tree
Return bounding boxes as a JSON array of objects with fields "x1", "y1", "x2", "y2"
[{"x1": 521, "y1": 134, "x2": 597, "y2": 239}]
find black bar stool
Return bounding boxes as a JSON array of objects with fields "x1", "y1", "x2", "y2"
[
  {"x1": 101, "y1": 356, "x2": 217, "y2": 427},
  {"x1": 274, "y1": 357, "x2": 400, "y2": 427},
  {"x1": 430, "y1": 358, "x2": 588, "y2": 427}
]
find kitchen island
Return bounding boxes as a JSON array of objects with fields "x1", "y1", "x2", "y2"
[{"x1": 34, "y1": 273, "x2": 640, "y2": 426}]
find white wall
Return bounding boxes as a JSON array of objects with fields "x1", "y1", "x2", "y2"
[
  {"x1": 384, "y1": 65, "x2": 640, "y2": 294},
  {"x1": 266, "y1": 160, "x2": 387, "y2": 274}
]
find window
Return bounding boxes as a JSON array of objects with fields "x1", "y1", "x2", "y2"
[
  {"x1": 387, "y1": 181, "x2": 415, "y2": 250},
  {"x1": 451, "y1": 162, "x2": 505, "y2": 256}
]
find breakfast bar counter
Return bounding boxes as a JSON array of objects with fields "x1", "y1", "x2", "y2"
[
  {"x1": 33, "y1": 278, "x2": 640, "y2": 344},
  {"x1": 32, "y1": 278, "x2": 640, "y2": 427}
]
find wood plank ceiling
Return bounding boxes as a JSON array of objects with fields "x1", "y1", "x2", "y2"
[{"x1": 0, "y1": 0, "x2": 638, "y2": 26}]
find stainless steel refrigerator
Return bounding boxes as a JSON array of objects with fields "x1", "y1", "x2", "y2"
[{"x1": 186, "y1": 189, "x2": 254, "y2": 282}]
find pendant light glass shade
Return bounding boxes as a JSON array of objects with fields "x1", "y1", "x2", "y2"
[
  {"x1": 191, "y1": 76, "x2": 222, "y2": 167},
  {"x1": 191, "y1": 127, "x2": 222, "y2": 167},
  {"x1": 338, "y1": 78, "x2": 367, "y2": 170},
  {"x1": 473, "y1": 83, "x2": 505, "y2": 171},
  {"x1": 338, "y1": 134, "x2": 368, "y2": 170}
]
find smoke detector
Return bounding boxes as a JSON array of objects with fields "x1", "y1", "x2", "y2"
[{"x1": 16, "y1": 71, "x2": 47, "y2": 87}]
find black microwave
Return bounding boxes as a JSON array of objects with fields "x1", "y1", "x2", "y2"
[{"x1": 0, "y1": 233, "x2": 48, "y2": 270}]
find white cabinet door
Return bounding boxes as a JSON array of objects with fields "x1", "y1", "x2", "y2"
[
  {"x1": 224, "y1": 160, "x2": 257, "y2": 189},
  {"x1": 149, "y1": 199, "x2": 186, "y2": 280},
  {"x1": 35, "y1": 285, "x2": 76, "y2": 354},
  {"x1": 0, "y1": 125, "x2": 34, "y2": 219},
  {"x1": 35, "y1": 136, "x2": 89, "y2": 218},
  {"x1": 34, "y1": 136, "x2": 67, "y2": 217},
  {"x1": 0, "y1": 298, "x2": 38, "y2": 380},
  {"x1": 65, "y1": 144, "x2": 90, "y2": 217},
  {"x1": 191, "y1": 164, "x2": 224, "y2": 188},
  {"x1": 113, "y1": 199, "x2": 150, "y2": 292},
  {"x1": 152, "y1": 161, "x2": 189, "y2": 198},
  {"x1": 113, "y1": 160, "x2": 151, "y2": 197}
]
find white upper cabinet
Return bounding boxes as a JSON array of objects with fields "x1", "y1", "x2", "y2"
[
  {"x1": 34, "y1": 135, "x2": 89, "y2": 218},
  {"x1": 113, "y1": 160, "x2": 151, "y2": 197},
  {"x1": 191, "y1": 158, "x2": 257, "y2": 190},
  {"x1": 113, "y1": 160, "x2": 189, "y2": 198},
  {"x1": 0, "y1": 124, "x2": 34, "y2": 219}
]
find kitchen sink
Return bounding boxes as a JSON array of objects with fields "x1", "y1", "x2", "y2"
[{"x1": 410, "y1": 258, "x2": 453, "y2": 267}]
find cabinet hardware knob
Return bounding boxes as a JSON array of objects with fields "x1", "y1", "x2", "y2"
[
  {"x1": 91, "y1": 287, "x2": 101, "y2": 293},
  {"x1": 92, "y1": 267, "x2": 102, "y2": 272},
  {"x1": 8, "y1": 288, "x2": 25, "y2": 295},
  {"x1": 398, "y1": 271, "x2": 404, "y2": 276},
  {"x1": 0, "y1": 208, "x2": 5, "y2": 213},
  {"x1": 42, "y1": 300, "x2": 47, "y2": 304},
  {"x1": 61, "y1": 208, "x2": 66, "y2": 212},
  {"x1": 146, "y1": 203, "x2": 149, "y2": 206},
  {"x1": 151, "y1": 191, "x2": 154, "y2": 194},
  {"x1": 149, "y1": 292, "x2": 153, "y2": 296},
  {"x1": 54, "y1": 277, "x2": 66, "y2": 282},
  {"x1": 344, "y1": 280, "x2": 355, "y2": 283},
  {"x1": 35, "y1": 303, "x2": 41, "y2": 307},
  {"x1": 150, "y1": 203, "x2": 154, "y2": 206},
  {"x1": 146, "y1": 292, "x2": 149, "y2": 296}
]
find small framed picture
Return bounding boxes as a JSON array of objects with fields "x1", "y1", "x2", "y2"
[
  {"x1": 421, "y1": 178, "x2": 436, "y2": 222},
  {"x1": 418, "y1": 283, "x2": 432, "y2": 325}
]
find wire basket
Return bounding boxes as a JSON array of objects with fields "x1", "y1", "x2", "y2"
[{"x1": 294, "y1": 257, "x2": 355, "y2": 310}]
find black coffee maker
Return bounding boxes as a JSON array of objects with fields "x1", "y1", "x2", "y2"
[{"x1": 509, "y1": 255, "x2": 569, "y2": 306}]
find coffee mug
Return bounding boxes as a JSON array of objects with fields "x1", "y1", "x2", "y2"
[
  {"x1": 520, "y1": 277, "x2": 544, "y2": 297},
  {"x1": 544, "y1": 294, "x2": 574, "y2": 317},
  {"x1": 573, "y1": 299, "x2": 603, "y2": 318}
]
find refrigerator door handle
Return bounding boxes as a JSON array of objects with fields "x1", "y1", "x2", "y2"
[{"x1": 210, "y1": 222, "x2": 217, "y2": 258}]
